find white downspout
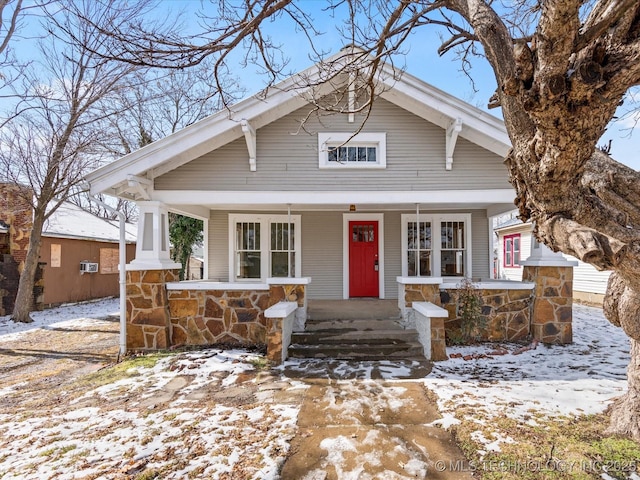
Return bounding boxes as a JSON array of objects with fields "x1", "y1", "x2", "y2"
[{"x1": 86, "y1": 191, "x2": 127, "y2": 359}]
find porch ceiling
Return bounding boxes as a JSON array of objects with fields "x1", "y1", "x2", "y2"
[{"x1": 168, "y1": 201, "x2": 517, "y2": 216}]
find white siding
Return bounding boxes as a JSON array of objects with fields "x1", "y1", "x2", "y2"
[
  {"x1": 497, "y1": 226, "x2": 531, "y2": 281},
  {"x1": 571, "y1": 256, "x2": 611, "y2": 295}
]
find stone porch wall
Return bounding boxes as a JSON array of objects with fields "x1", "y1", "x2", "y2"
[
  {"x1": 126, "y1": 270, "x2": 308, "y2": 354},
  {"x1": 439, "y1": 287, "x2": 533, "y2": 342}
]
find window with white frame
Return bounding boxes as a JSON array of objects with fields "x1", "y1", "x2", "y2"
[
  {"x1": 318, "y1": 132, "x2": 386, "y2": 169},
  {"x1": 229, "y1": 214, "x2": 301, "y2": 281},
  {"x1": 401, "y1": 214, "x2": 471, "y2": 278},
  {"x1": 503, "y1": 233, "x2": 521, "y2": 268}
]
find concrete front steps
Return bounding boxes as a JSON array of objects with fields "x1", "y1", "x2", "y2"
[{"x1": 288, "y1": 318, "x2": 426, "y2": 361}]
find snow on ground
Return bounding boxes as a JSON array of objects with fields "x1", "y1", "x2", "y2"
[
  {"x1": 0, "y1": 297, "x2": 119, "y2": 341},
  {"x1": 425, "y1": 303, "x2": 631, "y2": 435},
  {"x1": 0, "y1": 348, "x2": 304, "y2": 479}
]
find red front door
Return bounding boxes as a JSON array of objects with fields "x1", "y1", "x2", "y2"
[{"x1": 349, "y1": 221, "x2": 379, "y2": 297}]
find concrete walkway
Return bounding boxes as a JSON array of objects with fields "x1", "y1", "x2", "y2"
[{"x1": 280, "y1": 373, "x2": 472, "y2": 479}]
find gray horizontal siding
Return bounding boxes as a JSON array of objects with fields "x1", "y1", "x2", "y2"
[
  {"x1": 208, "y1": 211, "x2": 229, "y2": 281},
  {"x1": 471, "y1": 210, "x2": 489, "y2": 279},
  {"x1": 384, "y1": 212, "x2": 402, "y2": 298},
  {"x1": 301, "y1": 212, "x2": 343, "y2": 299},
  {"x1": 207, "y1": 209, "x2": 490, "y2": 298},
  {"x1": 155, "y1": 98, "x2": 509, "y2": 191}
]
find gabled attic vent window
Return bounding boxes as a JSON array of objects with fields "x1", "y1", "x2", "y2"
[{"x1": 318, "y1": 132, "x2": 386, "y2": 169}]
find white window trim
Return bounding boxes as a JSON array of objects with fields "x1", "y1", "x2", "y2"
[
  {"x1": 342, "y1": 213, "x2": 385, "y2": 299},
  {"x1": 228, "y1": 213, "x2": 302, "y2": 282},
  {"x1": 318, "y1": 132, "x2": 387, "y2": 169},
  {"x1": 401, "y1": 213, "x2": 472, "y2": 279}
]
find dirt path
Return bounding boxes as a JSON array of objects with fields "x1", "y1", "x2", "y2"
[
  {"x1": 281, "y1": 376, "x2": 472, "y2": 480},
  {"x1": 0, "y1": 317, "x2": 119, "y2": 410}
]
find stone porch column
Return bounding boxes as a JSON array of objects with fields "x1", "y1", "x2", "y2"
[{"x1": 521, "y1": 237, "x2": 577, "y2": 344}]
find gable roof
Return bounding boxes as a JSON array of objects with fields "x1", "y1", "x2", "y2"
[
  {"x1": 43, "y1": 202, "x2": 136, "y2": 243},
  {"x1": 85, "y1": 50, "x2": 511, "y2": 198}
]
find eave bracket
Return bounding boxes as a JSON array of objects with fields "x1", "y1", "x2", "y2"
[
  {"x1": 241, "y1": 119, "x2": 257, "y2": 172},
  {"x1": 445, "y1": 117, "x2": 463, "y2": 171}
]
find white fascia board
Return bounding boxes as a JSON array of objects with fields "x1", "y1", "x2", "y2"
[{"x1": 152, "y1": 189, "x2": 516, "y2": 205}]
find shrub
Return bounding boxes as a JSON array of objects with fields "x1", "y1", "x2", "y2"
[{"x1": 455, "y1": 278, "x2": 487, "y2": 343}]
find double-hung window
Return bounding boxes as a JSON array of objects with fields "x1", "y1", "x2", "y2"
[
  {"x1": 402, "y1": 213, "x2": 471, "y2": 278},
  {"x1": 229, "y1": 214, "x2": 301, "y2": 281},
  {"x1": 503, "y1": 233, "x2": 521, "y2": 268},
  {"x1": 318, "y1": 132, "x2": 386, "y2": 169}
]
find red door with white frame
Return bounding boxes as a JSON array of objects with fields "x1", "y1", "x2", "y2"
[{"x1": 349, "y1": 221, "x2": 379, "y2": 297}]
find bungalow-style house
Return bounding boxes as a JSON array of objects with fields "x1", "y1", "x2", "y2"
[
  {"x1": 84, "y1": 50, "x2": 577, "y2": 362},
  {"x1": 0, "y1": 182, "x2": 136, "y2": 314},
  {"x1": 496, "y1": 217, "x2": 611, "y2": 306}
]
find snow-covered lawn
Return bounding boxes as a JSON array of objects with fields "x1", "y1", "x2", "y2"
[{"x1": 427, "y1": 304, "x2": 630, "y2": 428}]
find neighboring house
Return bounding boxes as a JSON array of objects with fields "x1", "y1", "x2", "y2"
[
  {"x1": 39, "y1": 202, "x2": 137, "y2": 306},
  {"x1": 84, "y1": 50, "x2": 576, "y2": 358},
  {"x1": 496, "y1": 218, "x2": 611, "y2": 305},
  {"x1": 0, "y1": 182, "x2": 136, "y2": 313}
]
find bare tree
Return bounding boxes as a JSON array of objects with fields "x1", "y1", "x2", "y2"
[
  {"x1": 75, "y1": 0, "x2": 640, "y2": 439},
  {"x1": 0, "y1": 0, "x2": 151, "y2": 323}
]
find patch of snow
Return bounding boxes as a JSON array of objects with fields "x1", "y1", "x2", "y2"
[
  {"x1": 425, "y1": 305, "x2": 630, "y2": 422},
  {"x1": 0, "y1": 297, "x2": 119, "y2": 341}
]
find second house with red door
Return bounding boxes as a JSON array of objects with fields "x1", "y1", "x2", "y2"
[{"x1": 84, "y1": 49, "x2": 522, "y2": 355}]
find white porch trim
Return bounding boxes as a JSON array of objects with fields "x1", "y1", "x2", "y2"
[
  {"x1": 151, "y1": 189, "x2": 516, "y2": 206},
  {"x1": 342, "y1": 213, "x2": 385, "y2": 300}
]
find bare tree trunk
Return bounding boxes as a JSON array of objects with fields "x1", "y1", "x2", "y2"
[
  {"x1": 11, "y1": 210, "x2": 44, "y2": 323},
  {"x1": 604, "y1": 274, "x2": 640, "y2": 439},
  {"x1": 607, "y1": 339, "x2": 640, "y2": 439}
]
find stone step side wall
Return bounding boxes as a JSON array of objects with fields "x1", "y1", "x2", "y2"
[{"x1": 439, "y1": 288, "x2": 533, "y2": 342}]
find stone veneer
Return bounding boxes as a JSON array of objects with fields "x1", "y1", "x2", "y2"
[
  {"x1": 125, "y1": 268, "x2": 308, "y2": 354},
  {"x1": 126, "y1": 269, "x2": 178, "y2": 350},
  {"x1": 167, "y1": 284, "x2": 306, "y2": 348},
  {"x1": 439, "y1": 287, "x2": 533, "y2": 342},
  {"x1": 522, "y1": 266, "x2": 574, "y2": 344}
]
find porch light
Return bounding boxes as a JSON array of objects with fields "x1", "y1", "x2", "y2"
[{"x1": 349, "y1": 204, "x2": 356, "y2": 212}]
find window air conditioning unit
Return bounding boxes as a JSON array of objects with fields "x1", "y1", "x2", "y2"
[{"x1": 80, "y1": 261, "x2": 99, "y2": 274}]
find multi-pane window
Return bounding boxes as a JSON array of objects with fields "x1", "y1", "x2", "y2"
[
  {"x1": 504, "y1": 233, "x2": 521, "y2": 268},
  {"x1": 230, "y1": 214, "x2": 301, "y2": 281},
  {"x1": 441, "y1": 221, "x2": 465, "y2": 276},
  {"x1": 236, "y1": 222, "x2": 261, "y2": 279},
  {"x1": 407, "y1": 221, "x2": 431, "y2": 276},
  {"x1": 328, "y1": 146, "x2": 377, "y2": 164},
  {"x1": 271, "y1": 222, "x2": 295, "y2": 277},
  {"x1": 318, "y1": 132, "x2": 386, "y2": 169},
  {"x1": 401, "y1": 214, "x2": 471, "y2": 278}
]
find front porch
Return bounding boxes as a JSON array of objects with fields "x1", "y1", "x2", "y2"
[{"x1": 125, "y1": 253, "x2": 578, "y2": 364}]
